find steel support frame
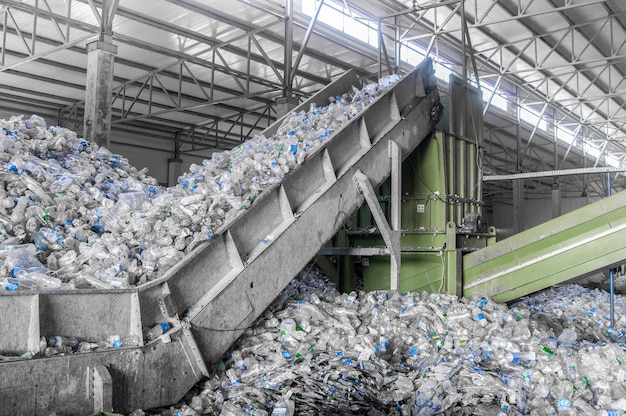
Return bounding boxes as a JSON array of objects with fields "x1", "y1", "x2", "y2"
[
  {"x1": 0, "y1": 0, "x2": 327, "y2": 146},
  {"x1": 352, "y1": 160, "x2": 401, "y2": 290},
  {"x1": 3, "y1": 0, "x2": 626, "y2": 188},
  {"x1": 386, "y1": 0, "x2": 626, "y2": 188}
]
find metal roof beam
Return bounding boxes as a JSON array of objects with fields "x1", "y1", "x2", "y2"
[
  {"x1": 2, "y1": 67, "x2": 271, "y2": 141},
  {"x1": 290, "y1": 0, "x2": 324, "y2": 88},
  {"x1": 0, "y1": 0, "x2": 325, "y2": 115},
  {"x1": 81, "y1": 0, "x2": 331, "y2": 85},
  {"x1": 476, "y1": 0, "x2": 607, "y2": 31},
  {"x1": 0, "y1": 43, "x2": 277, "y2": 128},
  {"x1": 0, "y1": 33, "x2": 97, "y2": 72},
  {"x1": 463, "y1": 8, "x2": 626, "y2": 163},
  {"x1": 166, "y1": 0, "x2": 374, "y2": 77},
  {"x1": 0, "y1": 42, "x2": 275, "y2": 127}
]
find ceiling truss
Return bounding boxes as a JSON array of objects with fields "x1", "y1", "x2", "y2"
[{"x1": 0, "y1": 0, "x2": 625, "y2": 199}]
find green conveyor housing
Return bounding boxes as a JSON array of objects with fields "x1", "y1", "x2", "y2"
[{"x1": 463, "y1": 189, "x2": 626, "y2": 303}]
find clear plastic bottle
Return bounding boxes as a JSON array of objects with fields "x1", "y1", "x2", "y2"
[
  {"x1": 107, "y1": 334, "x2": 141, "y2": 348},
  {"x1": 43, "y1": 345, "x2": 73, "y2": 356},
  {"x1": 0, "y1": 277, "x2": 19, "y2": 291},
  {"x1": 78, "y1": 342, "x2": 99, "y2": 352},
  {"x1": 472, "y1": 306, "x2": 489, "y2": 327},
  {"x1": 557, "y1": 328, "x2": 577, "y2": 345},
  {"x1": 46, "y1": 335, "x2": 80, "y2": 348},
  {"x1": 10, "y1": 196, "x2": 29, "y2": 223},
  {"x1": 13, "y1": 270, "x2": 62, "y2": 289},
  {"x1": 101, "y1": 191, "x2": 146, "y2": 231},
  {"x1": 504, "y1": 351, "x2": 536, "y2": 365},
  {"x1": 25, "y1": 114, "x2": 47, "y2": 130},
  {"x1": 145, "y1": 322, "x2": 171, "y2": 341},
  {"x1": 271, "y1": 398, "x2": 294, "y2": 416}
]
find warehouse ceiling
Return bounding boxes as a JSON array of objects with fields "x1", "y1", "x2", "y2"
[{"x1": 1, "y1": 0, "x2": 625, "y2": 198}]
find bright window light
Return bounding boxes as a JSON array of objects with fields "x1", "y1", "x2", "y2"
[
  {"x1": 481, "y1": 84, "x2": 507, "y2": 111},
  {"x1": 399, "y1": 44, "x2": 452, "y2": 83},
  {"x1": 318, "y1": 4, "x2": 343, "y2": 24},
  {"x1": 520, "y1": 106, "x2": 547, "y2": 131},
  {"x1": 607, "y1": 154, "x2": 621, "y2": 167},
  {"x1": 434, "y1": 62, "x2": 452, "y2": 83},
  {"x1": 302, "y1": 0, "x2": 316, "y2": 15},
  {"x1": 302, "y1": 0, "x2": 378, "y2": 48},
  {"x1": 556, "y1": 127, "x2": 576, "y2": 145},
  {"x1": 399, "y1": 43, "x2": 425, "y2": 66},
  {"x1": 400, "y1": 43, "x2": 451, "y2": 83},
  {"x1": 583, "y1": 143, "x2": 601, "y2": 159}
]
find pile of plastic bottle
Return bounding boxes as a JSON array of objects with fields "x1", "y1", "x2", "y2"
[
  {"x1": 160, "y1": 272, "x2": 626, "y2": 416},
  {"x1": 0, "y1": 75, "x2": 399, "y2": 291}
]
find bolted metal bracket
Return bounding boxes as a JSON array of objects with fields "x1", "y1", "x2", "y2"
[
  {"x1": 86, "y1": 365, "x2": 113, "y2": 413},
  {"x1": 353, "y1": 170, "x2": 401, "y2": 290}
]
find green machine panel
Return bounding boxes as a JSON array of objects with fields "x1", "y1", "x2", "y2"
[
  {"x1": 350, "y1": 130, "x2": 487, "y2": 294},
  {"x1": 341, "y1": 75, "x2": 488, "y2": 295},
  {"x1": 463, "y1": 189, "x2": 626, "y2": 302}
]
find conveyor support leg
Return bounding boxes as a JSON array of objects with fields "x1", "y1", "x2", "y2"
[
  {"x1": 90, "y1": 365, "x2": 113, "y2": 413},
  {"x1": 353, "y1": 170, "x2": 401, "y2": 290}
]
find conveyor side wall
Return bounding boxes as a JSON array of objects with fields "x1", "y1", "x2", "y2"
[
  {"x1": 152, "y1": 59, "x2": 440, "y2": 363},
  {"x1": 0, "y1": 60, "x2": 440, "y2": 415},
  {"x1": 0, "y1": 329, "x2": 205, "y2": 415}
]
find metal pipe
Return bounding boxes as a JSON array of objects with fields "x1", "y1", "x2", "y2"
[
  {"x1": 289, "y1": 0, "x2": 324, "y2": 87},
  {"x1": 608, "y1": 171, "x2": 615, "y2": 330},
  {"x1": 2, "y1": 9, "x2": 8, "y2": 66},
  {"x1": 377, "y1": 18, "x2": 382, "y2": 80},
  {"x1": 460, "y1": 0, "x2": 466, "y2": 81},
  {"x1": 283, "y1": 0, "x2": 293, "y2": 97},
  {"x1": 483, "y1": 166, "x2": 626, "y2": 181},
  {"x1": 31, "y1": 0, "x2": 38, "y2": 55},
  {"x1": 394, "y1": 15, "x2": 400, "y2": 74},
  {"x1": 610, "y1": 268, "x2": 615, "y2": 330}
]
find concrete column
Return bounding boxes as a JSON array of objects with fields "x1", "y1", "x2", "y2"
[
  {"x1": 551, "y1": 180, "x2": 561, "y2": 218},
  {"x1": 84, "y1": 34, "x2": 117, "y2": 147},
  {"x1": 275, "y1": 96, "x2": 299, "y2": 118},
  {"x1": 168, "y1": 158, "x2": 183, "y2": 187},
  {"x1": 513, "y1": 179, "x2": 524, "y2": 234}
]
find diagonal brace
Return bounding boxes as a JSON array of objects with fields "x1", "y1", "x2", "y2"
[{"x1": 353, "y1": 170, "x2": 401, "y2": 290}]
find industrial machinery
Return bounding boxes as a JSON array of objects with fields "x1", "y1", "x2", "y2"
[
  {"x1": 2, "y1": 57, "x2": 626, "y2": 415},
  {"x1": 319, "y1": 74, "x2": 491, "y2": 296},
  {"x1": 0, "y1": 59, "x2": 440, "y2": 415}
]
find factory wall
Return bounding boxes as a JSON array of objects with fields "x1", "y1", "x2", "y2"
[
  {"x1": 109, "y1": 137, "x2": 210, "y2": 187},
  {"x1": 490, "y1": 196, "x2": 600, "y2": 240},
  {"x1": 0, "y1": 109, "x2": 213, "y2": 186}
]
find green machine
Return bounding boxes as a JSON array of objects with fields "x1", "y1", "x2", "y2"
[
  {"x1": 321, "y1": 74, "x2": 626, "y2": 305},
  {"x1": 320, "y1": 74, "x2": 496, "y2": 295},
  {"x1": 348, "y1": 131, "x2": 495, "y2": 294}
]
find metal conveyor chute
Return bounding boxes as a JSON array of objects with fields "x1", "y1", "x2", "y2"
[
  {"x1": 0, "y1": 58, "x2": 441, "y2": 415},
  {"x1": 158, "y1": 58, "x2": 440, "y2": 364}
]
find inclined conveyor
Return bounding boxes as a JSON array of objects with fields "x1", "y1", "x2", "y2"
[{"x1": 0, "y1": 59, "x2": 440, "y2": 415}]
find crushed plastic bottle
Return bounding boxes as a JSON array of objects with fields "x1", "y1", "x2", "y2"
[
  {"x1": 145, "y1": 322, "x2": 171, "y2": 341},
  {"x1": 158, "y1": 273, "x2": 626, "y2": 415},
  {"x1": 37, "y1": 332, "x2": 144, "y2": 356},
  {"x1": 0, "y1": 74, "x2": 400, "y2": 290}
]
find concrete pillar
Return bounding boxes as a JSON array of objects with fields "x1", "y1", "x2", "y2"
[
  {"x1": 275, "y1": 96, "x2": 299, "y2": 118},
  {"x1": 513, "y1": 179, "x2": 524, "y2": 234},
  {"x1": 551, "y1": 180, "x2": 561, "y2": 218},
  {"x1": 84, "y1": 34, "x2": 117, "y2": 148},
  {"x1": 168, "y1": 158, "x2": 183, "y2": 187}
]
